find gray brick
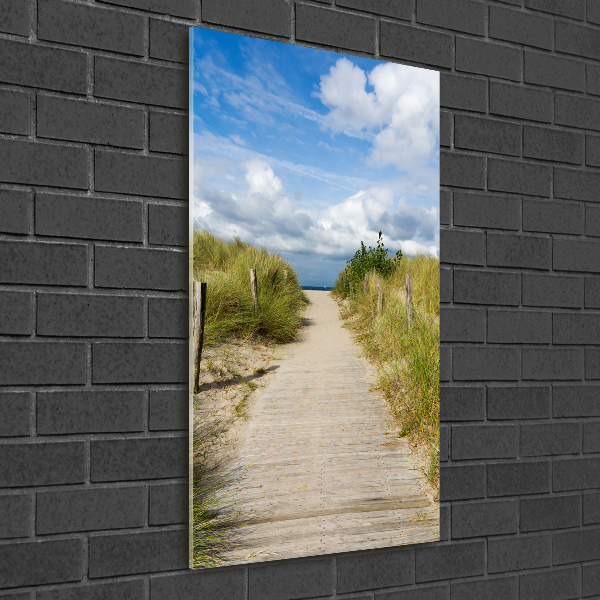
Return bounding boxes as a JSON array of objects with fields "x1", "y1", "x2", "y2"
[
  {"x1": 452, "y1": 500, "x2": 517, "y2": 539},
  {"x1": 454, "y1": 269, "x2": 520, "y2": 306},
  {"x1": 0, "y1": 189, "x2": 30, "y2": 234},
  {"x1": 451, "y1": 577, "x2": 517, "y2": 600},
  {"x1": 555, "y1": 239, "x2": 600, "y2": 273},
  {"x1": 490, "y1": 5, "x2": 553, "y2": 49},
  {"x1": 0, "y1": 393, "x2": 31, "y2": 437},
  {"x1": 589, "y1": 0, "x2": 600, "y2": 24},
  {"x1": 0, "y1": 495, "x2": 29, "y2": 539},
  {"x1": 584, "y1": 421, "x2": 600, "y2": 453},
  {"x1": 488, "y1": 310, "x2": 551, "y2": 344},
  {"x1": 0, "y1": 342, "x2": 86, "y2": 385},
  {"x1": 91, "y1": 437, "x2": 187, "y2": 482},
  {"x1": 488, "y1": 386, "x2": 550, "y2": 420},
  {"x1": 149, "y1": 204, "x2": 187, "y2": 246},
  {"x1": 37, "y1": 95, "x2": 144, "y2": 149},
  {"x1": 0, "y1": 139, "x2": 88, "y2": 189},
  {"x1": 584, "y1": 491, "x2": 600, "y2": 524},
  {"x1": 36, "y1": 193, "x2": 143, "y2": 242},
  {"x1": 440, "y1": 386, "x2": 485, "y2": 421},
  {"x1": 38, "y1": 0, "x2": 144, "y2": 55},
  {"x1": 487, "y1": 233, "x2": 551, "y2": 270},
  {"x1": 440, "y1": 267, "x2": 452, "y2": 303},
  {"x1": 488, "y1": 158, "x2": 551, "y2": 196},
  {"x1": 337, "y1": 548, "x2": 413, "y2": 593},
  {"x1": 150, "y1": 569, "x2": 246, "y2": 600},
  {"x1": 0, "y1": 539, "x2": 82, "y2": 588},
  {"x1": 555, "y1": 167, "x2": 600, "y2": 202},
  {"x1": 488, "y1": 461, "x2": 550, "y2": 496},
  {"x1": 0, "y1": 0, "x2": 29, "y2": 35},
  {"x1": 584, "y1": 562, "x2": 600, "y2": 597},
  {"x1": 453, "y1": 347, "x2": 519, "y2": 381},
  {"x1": 37, "y1": 293, "x2": 143, "y2": 338},
  {"x1": 523, "y1": 198, "x2": 584, "y2": 234},
  {"x1": 440, "y1": 307, "x2": 485, "y2": 342},
  {"x1": 149, "y1": 389, "x2": 187, "y2": 431},
  {"x1": 93, "y1": 341, "x2": 187, "y2": 383},
  {"x1": 204, "y1": 0, "x2": 289, "y2": 37},
  {"x1": 376, "y1": 585, "x2": 448, "y2": 600},
  {"x1": 554, "y1": 385, "x2": 600, "y2": 417},
  {"x1": 521, "y1": 422, "x2": 581, "y2": 456},
  {"x1": 520, "y1": 567, "x2": 580, "y2": 600},
  {"x1": 553, "y1": 457, "x2": 600, "y2": 491},
  {"x1": 440, "y1": 230, "x2": 484, "y2": 266},
  {"x1": 440, "y1": 190, "x2": 451, "y2": 225},
  {"x1": 0, "y1": 89, "x2": 29, "y2": 135},
  {"x1": 587, "y1": 277, "x2": 600, "y2": 307},
  {"x1": 149, "y1": 482, "x2": 187, "y2": 525},
  {"x1": 336, "y1": 0, "x2": 411, "y2": 19},
  {"x1": 149, "y1": 19, "x2": 188, "y2": 64},
  {"x1": 89, "y1": 529, "x2": 187, "y2": 577},
  {"x1": 523, "y1": 347, "x2": 583, "y2": 380},
  {"x1": 440, "y1": 464, "x2": 485, "y2": 501},
  {"x1": 490, "y1": 81, "x2": 552, "y2": 123},
  {"x1": 440, "y1": 73, "x2": 487, "y2": 112},
  {"x1": 380, "y1": 21, "x2": 453, "y2": 69},
  {"x1": 0, "y1": 38, "x2": 87, "y2": 93},
  {"x1": 0, "y1": 292, "x2": 31, "y2": 335},
  {"x1": 149, "y1": 111, "x2": 187, "y2": 155},
  {"x1": 554, "y1": 313, "x2": 600, "y2": 344},
  {"x1": 586, "y1": 347, "x2": 600, "y2": 379},
  {"x1": 452, "y1": 424, "x2": 518, "y2": 460},
  {"x1": 417, "y1": 0, "x2": 485, "y2": 34},
  {"x1": 0, "y1": 441, "x2": 84, "y2": 487},
  {"x1": 523, "y1": 274, "x2": 583, "y2": 308},
  {"x1": 415, "y1": 541, "x2": 484, "y2": 582},
  {"x1": 524, "y1": 126, "x2": 584, "y2": 164},
  {"x1": 456, "y1": 37, "x2": 521, "y2": 81},
  {"x1": 440, "y1": 111, "x2": 451, "y2": 148},
  {"x1": 453, "y1": 192, "x2": 520, "y2": 230},
  {"x1": 525, "y1": 50, "x2": 584, "y2": 92},
  {"x1": 38, "y1": 580, "x2": 145, "y2": 600},
  {"x1": 554, "y1": 528, "x2": 600, "y2": 564},
  {"x1": 556, "y1": 21, "x2": 600, "y2": 60},
  {"x1": 149, "y1": 298, "x2": 187, "y2": 339},
  {"x1": 95, "y1": 246, "x2": 187, "y2": 290},
  {"x1": 555, "y1": 93, "x2": 600, "y2": 131},
  {"x1": 96, "y1": 150, "x2": 186, "y2": 199},
  {"x1": 524, "y1": 0, "x2": 584, "y2": 19},
  {"x1": 455, "y1": 115, "x2": 521, "y2": 156},
  {"x1": 37, "y1": 486, "x2": 144, "y2": 534},
  {"x1": 587, "y1": 135, "x2": 600, "y2": 167},
  {"x1": 95, "y1": 57, "x2": 186, "y2": 109},
  {"x1": 521, "y1": 495, "x2": 581, "y2": 532},
  {"x1": 441, "y1": 346, "x2": 451, "y2": 381},
  {"x1": 488, "y1": 535, "x2": 551, "y2": 573},
  {"x1": 99, "y1": 0, "x2": 195, "y2": 18},
  {"x1": 37, "y1": 391, "x2": 144, "y2": 434},
  {"x1": 440, "y1": 152, "x2": 485, "y2": 189}
]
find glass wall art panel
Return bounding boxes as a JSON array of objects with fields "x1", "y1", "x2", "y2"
[{"x1": 189, "y1": 26, "x2": 440, "y2": 568}]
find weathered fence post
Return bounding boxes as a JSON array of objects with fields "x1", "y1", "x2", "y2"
[
  {"x1": 377, "y1": 275, "x2": 383, "y2": 313},
  {"x1": 250, "y1": 268, "x2": 259, "y2": 311},
  {"x1": 193, "y1": 281, "x2": 207, "y2": 393},
  {"x1": 363, "y1": 272, "x2": 369, "y2": 294},
  {"x1": 405, "y1": 273, "x2": 413, "y2": 327},
  {"x1": 349, "y1": 281, "x2": 353, "y2": 299}
]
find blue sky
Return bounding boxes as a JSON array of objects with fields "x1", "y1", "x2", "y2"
[{"x1": 190, "y1": 28, "x2": 439, "y2": 287}]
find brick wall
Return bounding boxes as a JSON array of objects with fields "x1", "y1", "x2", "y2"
[{"x1": 0, "y1": 0, "x2": 598, "y2": 598}]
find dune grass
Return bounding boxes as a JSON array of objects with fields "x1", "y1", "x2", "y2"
[{"x1": 332, "y1": 255, "x2": 440, "y2": 487}]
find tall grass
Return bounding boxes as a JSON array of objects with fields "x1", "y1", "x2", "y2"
[
  {"x1": 332, "y1": 255, "x2": 440, "y2": 486},
  {"x1": 193, "y1": 229, "x2": 308, "y2": 345}
]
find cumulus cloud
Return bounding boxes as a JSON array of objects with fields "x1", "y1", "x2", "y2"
[{"x1": 316, "y1": 58, "x2": 439, "y2": 171}]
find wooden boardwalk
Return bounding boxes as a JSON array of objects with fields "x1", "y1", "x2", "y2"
[{"x1": 220, "y1": 290, "x2": 439, "y2": 564}]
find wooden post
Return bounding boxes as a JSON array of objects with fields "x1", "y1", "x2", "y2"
[
  {"x1": 250, "y1": 268, "x2": 259, "y2": 311},
  {"x1": 349, "y1": 281, "x2": 353, "y2": 299},
  {"x1": 363, "y1": 272, "x2": 369, "y2": 294},
  {"x1": 405, "y1": 273, "x2": 413, "y2": 327},
  {"x1": 193, "y1": 281, "x2": 207, "y2": 393},
  {"x1": 377, "y1": 275, "x2": 383, "y2": 313}
]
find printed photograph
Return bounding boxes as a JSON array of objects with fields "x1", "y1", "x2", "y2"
[{"x1": 189, "y1": 26, "x2": 440, "y2": 568}]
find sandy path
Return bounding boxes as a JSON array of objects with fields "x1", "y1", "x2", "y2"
[{"x1": 219, "y1": 290, "x2": 439, "y2": 564}]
